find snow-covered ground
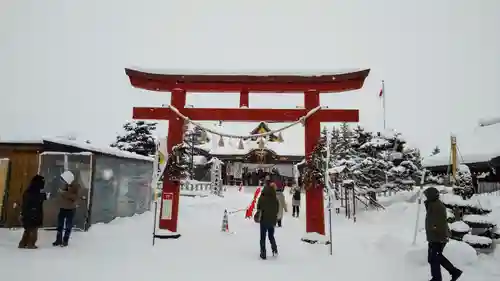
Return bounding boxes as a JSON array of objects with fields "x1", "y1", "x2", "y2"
[{"x1": 1, "y1": 187, "x2": 499, "y2": 281}]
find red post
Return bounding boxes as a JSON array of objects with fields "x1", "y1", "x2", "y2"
[
  {"x1": 159, "y1": 88, "x2": 186, "y2": 232},
  {"x1": 239, "y1": 90, "x2": 249, "y2": 108},
  {"x1": 304, "y1": 90, "x2": 325, "y2": 235}
]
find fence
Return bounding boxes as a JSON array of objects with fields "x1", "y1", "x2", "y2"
[{"x1": 478, "y1": 182, "x2": 500, "y2": 195}]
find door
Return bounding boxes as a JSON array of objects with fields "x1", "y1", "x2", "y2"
[{"x1": 0, "y1": 159, "x2": 10, "y2": 222}]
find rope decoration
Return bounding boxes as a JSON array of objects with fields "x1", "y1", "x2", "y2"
[{"x1": 168, "y1": 105, "x2": 323, "y2": 139}]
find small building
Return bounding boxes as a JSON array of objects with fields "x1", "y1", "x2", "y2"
[
  {"x1": 423, "y1": 123, "x2": 500, "y2": 175},
  {"x1": 193, "y1": 122, "x2": 303, "y2": 186},
  {"x1": 0, "y1": 137, "x2": 153, "y2": 230}
]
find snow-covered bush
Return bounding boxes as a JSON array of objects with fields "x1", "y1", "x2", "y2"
[{"x1": 442, "y1": 194, "x2": 496, "y2": 250}]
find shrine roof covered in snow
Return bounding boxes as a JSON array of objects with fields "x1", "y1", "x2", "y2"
[{"x1": 125, "y1": 67, "x2": 370, "y2": 93}]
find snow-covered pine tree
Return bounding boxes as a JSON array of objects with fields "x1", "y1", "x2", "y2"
[
  {"x1": 301, "y1": 138, "x2": 326, "y2": 190},
  {"x1": 111, "y1": 121, "x2": 157, "y2": 156},
  {"x1": 330, "y1": 126, "x2": 422, "y2": 192}
]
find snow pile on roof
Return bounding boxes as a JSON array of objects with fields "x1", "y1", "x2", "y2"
[
  {"x1": 462, "y1": 234, "x2": 493, "y2": 245},
  {"x1": 129, "y1": 66, "x2": 364, "y2": 77},
  {"x1": 423, "y1": 123, "x2": 500, "y2": 167},
  {"x1": 196, "y1": 122, "x2": 303, "y2": 156},
  {"x1": 449, "y1": 221, "x2": 470, "y2": 233},
  {"x1": 0, "y1": 137, "x2": 152, "y2": 162}
]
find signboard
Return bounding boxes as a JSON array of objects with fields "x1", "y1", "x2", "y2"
[{"x1": 161, "y1": 192, "x2": 173, "y2": 220}]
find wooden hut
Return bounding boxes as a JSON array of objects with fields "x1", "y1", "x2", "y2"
[{"x1": 0, "y1": 137, "x2": 153, "y2": 230}]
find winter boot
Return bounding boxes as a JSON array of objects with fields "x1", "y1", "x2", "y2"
[
  {"x1": 272, "y1": 247, "x2": 278, "y2": 256},
  {"x1": 18, "y1": 230, "x2": 29, "y2": 249},
  {"x1": 260, "y1": 250, "x2": 267, "y2": 260}
]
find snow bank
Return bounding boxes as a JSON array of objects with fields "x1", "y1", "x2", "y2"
[
  {"x1": 406, "y1": 240, "x2": 478, "y2": 267},
  {"x1": 301, "y1": 232, "x2": 330, "y2": 244}
]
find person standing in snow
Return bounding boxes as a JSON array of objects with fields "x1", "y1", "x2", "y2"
[
  {"x1": 424, "y1": 187, "x2": 462, "y2": 281},
  {"x1": 53, "y1": 171, "x2": 80, "y2": 247},
  {"x1": 255, "y1": 180, "x2": 279, "y2": 259},
  {"x1": 274, "y1": 181, "x2": 287, "y2": 227},
  {"x1": 291, "y1": 186, "x2": 301, "y2": 217},
  {"x1": 18, "y1": 175, "x2": 47, "y2": 249}
]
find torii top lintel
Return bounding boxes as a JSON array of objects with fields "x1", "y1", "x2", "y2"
[{"x1": 125, "y1": 68, "x2": 370, "y2": 93}]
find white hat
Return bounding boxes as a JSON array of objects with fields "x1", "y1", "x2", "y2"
[{"x1": 60, "y1": 171, "x2": 75, "y2": 185}]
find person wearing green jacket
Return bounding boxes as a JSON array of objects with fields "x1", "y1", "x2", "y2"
[
  {"x1": 256, "y1": 180, "x2": 279, "y2": 259},
  {"x1": 424, "y1": 187, "x2": 462, "y2": 281}
]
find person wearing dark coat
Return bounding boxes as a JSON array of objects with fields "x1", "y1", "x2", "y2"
[
  {"x1": 424, "y1": 187, "x2": 462, "y2": 281},
  {"x1": 256, "y1": 180, "x2": 279, "y2": 259},
  {"x1": 292, "y1": 186, "x2": 301, "y2": 217},
  {"x1": 18, "y1": 175, "x2": 46, "y2": 249}
]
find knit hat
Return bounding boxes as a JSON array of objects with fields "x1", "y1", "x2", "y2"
[{"x1": 60, "y1": 171, "x2": 75, "y2": 185}]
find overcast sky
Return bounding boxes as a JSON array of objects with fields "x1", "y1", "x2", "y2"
[{"x1": 1, "y1": 0, "x2": 499, "y2": 156}]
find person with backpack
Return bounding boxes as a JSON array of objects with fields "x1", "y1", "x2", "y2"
[
  {"x1": 53, "y1": 171, "x2": 80, "y2": 247},
  {"x1": 424, "y1": 187, "x2": 462, "y2": 281},
  {"x1": 292, "y1": 186, "x2": 301, "y2": 217},
  {"x1": 18, "y1": 175, "x2": 47, "y2": 249},
  {"x1": 255, "y1": 180, "x2": 279, "y2": 260}
]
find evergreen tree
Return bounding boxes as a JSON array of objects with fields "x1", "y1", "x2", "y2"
[
  {"x1": 111, "y1": 121, "x2": 158, "y2": 156},
  {"x1": 431, "y1": 146, "x2": 441, "y2": 156},
  {"x1": 302, "y1": 139, "x2": 326, "y2": 190},
  {"x1": 329, "y1": 126, "x2": 422, "y2": 191}
]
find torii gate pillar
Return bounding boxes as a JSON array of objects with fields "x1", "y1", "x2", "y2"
[
  {"x1": 125, "y1": 68, "x2": 370, "y2": 236},
  {"x1": 303, "y1": 90, "x2": 324, "y2": 234}
]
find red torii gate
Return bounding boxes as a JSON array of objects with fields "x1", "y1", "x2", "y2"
[{"x1": 125, "y1": 68, "x2": 370, "y2": 236}]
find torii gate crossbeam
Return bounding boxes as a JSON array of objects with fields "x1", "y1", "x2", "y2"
[{"x1": 126, "y1": 68, "x2": 370, "y2": 237}]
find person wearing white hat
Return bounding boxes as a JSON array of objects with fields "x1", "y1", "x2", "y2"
[{"x1": 53, "y1": 171, "x2": 80, "y2": 247}]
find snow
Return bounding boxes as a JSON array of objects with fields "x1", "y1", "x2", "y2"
[
  {"x1": 463, "y1": 214, "x2": 495, "y2": 225},
  {"x1": 478, "y1": 116, "x2": 500, "y2": 127},
  {"x1": 440, "y1": 193, "x2": 492, "y2": 212},
  {"x1": 2, "y1": 187, "x2": 500, "y2": 281},
  {"x1": 328, "y1": 165, "x2": 346, "y2": 174},
  {"x1": 1, "y1": 137, "x2": 152, "y2": 162},
  {"x1": 462, "y1": 234, "x2": 493, "y2": 245},
  {"x1": 193, "y1": 155, "x2": 207, "y2": 165},
  {"x1": 301, "y1": 232, "x2": 330, "y2": 244},
  {"x1": 128, "y1": 66, "x2": 365, "y2": 77},
  {"x1": 406, "y1": 240, "x2": 478, "y2": 267},
  {"x1": 450, "y1": 221, "x2": 470, "y2": 233},
  {"x1": 422, "y1": 123, "x2": 500, "y2": 167}
]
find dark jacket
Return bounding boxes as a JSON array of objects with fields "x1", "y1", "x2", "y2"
[
  {"x1": 21, "y1": 175, "x2": 46, "y2": 228},
  {"x1": 424, "y1": 187, "x2": 450, "y2": 243},
  {"x1": 293, "y1": 189, "x2": 301, "y2": 201},
  {"x1": 257, "y1": 183, "x2": 279, "y2": 226}
]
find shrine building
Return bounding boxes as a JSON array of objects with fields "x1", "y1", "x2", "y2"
[{"x1": 190, "y1": 121, "x2": 303, "y2": 186}]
